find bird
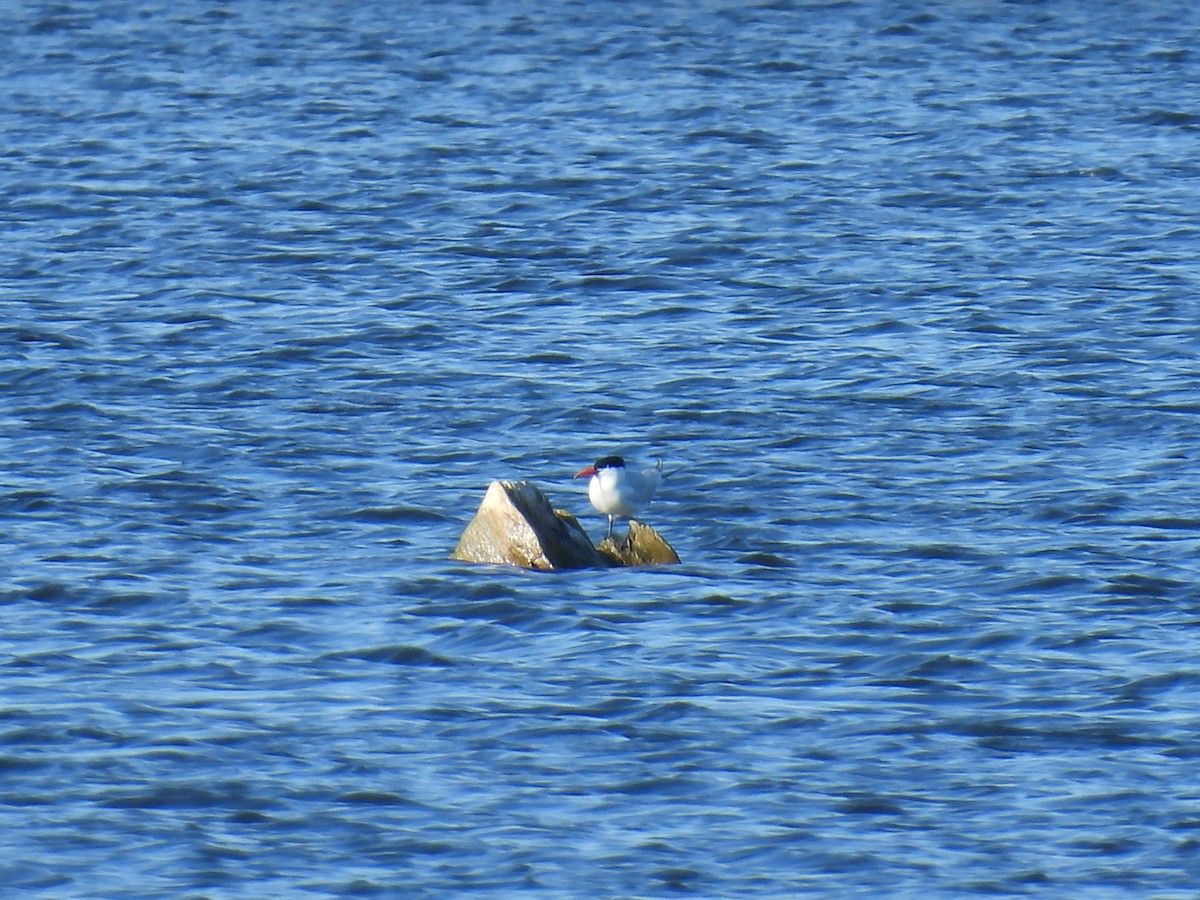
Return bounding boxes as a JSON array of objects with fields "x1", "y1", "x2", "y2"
[{"x1": 574, "y1": 455, "x2": 663, "y2": 541}]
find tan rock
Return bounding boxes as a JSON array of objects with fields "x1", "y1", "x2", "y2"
[
  {"x1": 597, "y1": 520, "x2": 681, "y2": 567},
  {"x1": 452, "y1": 480, "x2": 609, "y2": 570}
]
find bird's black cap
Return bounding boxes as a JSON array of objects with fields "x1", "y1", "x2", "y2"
[{"x1": 594, "y1": 455, "x2": 625, "y2": 469}]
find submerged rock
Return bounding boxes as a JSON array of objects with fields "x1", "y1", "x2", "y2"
[
  {"x1": 597, "y1": 520, "x2": 681, "y2": 567},
  {"x1": 451, "y1": 480, "x2": 680, "y2": 571}
]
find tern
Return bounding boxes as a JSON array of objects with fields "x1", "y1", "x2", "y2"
[{"x1": 574, "y1": 455, "x2": 664, "y2": 540}]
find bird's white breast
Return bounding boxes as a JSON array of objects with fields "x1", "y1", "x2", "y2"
[{"x1": 589, "y1": 466, "x2": 660, "y2": 517}]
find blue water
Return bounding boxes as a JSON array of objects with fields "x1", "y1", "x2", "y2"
[{"x1": 5, "y1": 1, "x2": 1200, "y2": 895}]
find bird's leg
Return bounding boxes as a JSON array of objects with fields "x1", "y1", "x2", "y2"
[{"x1": 606, "y1": 515, "x2": 614, "y2": 541}]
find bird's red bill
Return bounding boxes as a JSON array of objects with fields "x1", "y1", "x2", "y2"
[{"x1": 574, "y1": 466, "x2": 597, "y2": 479}]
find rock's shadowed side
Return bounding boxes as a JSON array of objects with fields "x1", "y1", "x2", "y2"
[
  {"x1": 597, "y1": 520, "x2": 681, "y2": 566},
  {"x1": 452, "y1": 481, "x2": 680, "y2": 570},
  {"x1": 452, "y1": 480, "x2": 610, "y2": 570}
]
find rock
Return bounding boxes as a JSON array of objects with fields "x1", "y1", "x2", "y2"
[
  {"x1": 451, "y1": 480, "x2": 681, "y2": 570},
  {"x1": 597, "y1": 520, "x2": 681, "y2": 567},
  {"x1": 452, "y1": 480, "x2": 609, "y2": 570}
]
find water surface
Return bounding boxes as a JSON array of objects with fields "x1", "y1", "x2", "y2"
[{"x1": 4, "y1": 1, "x2": 1200, "y2": 896}]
